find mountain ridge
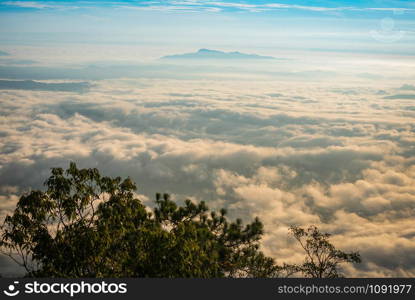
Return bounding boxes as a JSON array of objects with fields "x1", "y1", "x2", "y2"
[{"x1": 161, "y1": 48, "x2": 276, "y2": 60}]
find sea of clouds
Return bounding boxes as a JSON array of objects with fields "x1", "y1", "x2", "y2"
[{"x1": 0, "y1": 73, "x2": 415, "y2": 277}]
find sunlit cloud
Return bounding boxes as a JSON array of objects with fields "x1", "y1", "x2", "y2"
[{"x1": 1, "y1": 77, "x2": 414, "y2": 276}]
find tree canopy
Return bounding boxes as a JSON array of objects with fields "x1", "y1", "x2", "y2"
[
  {"x1": 0, "y1": 163, "x2": 361, "y2": 278},
  {"x1": 288, "y1": 225, "x2": 361, "y2": 278}
]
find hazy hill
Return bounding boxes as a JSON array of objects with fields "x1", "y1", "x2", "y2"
[
  {"x1": 0, "y1": 80, "x2": 90, "y2": 92},
  {"x1": 161, "y1": 48, "x2": 276, "y2": 60}
]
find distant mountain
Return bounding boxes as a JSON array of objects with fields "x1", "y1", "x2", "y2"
[
  {"x1": 398, "y1": 84, "x2": 415, "y2": 91},
  {"x1": 161, "y1": 48, "x2": 276, "y2": 60},
  {"x1": 0, "y1": 59, "x2": 37, "y2": 65},
  {"x1": 0, "y1": 50, "x2": 10, "y2": 56},
  {"x1": 0, "y1": 80, "x2": 90, "y2": 93}
]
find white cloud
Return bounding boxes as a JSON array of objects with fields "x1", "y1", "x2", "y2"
[
  {"x1": 3, "y1": 1, "x2": 414, "y2": 13},
  {"x1": 0, "y1": 78, "x2": 414, "y2": 276},
  {"x1": 2, "y1": 1, "x2": 79, "y2": 9},
  {"x1": 162, "y1": 1, "x2": 415, "y2": 13},
  {"x1": 3, "y1": 1, "x2": 53, "y2": 9}
]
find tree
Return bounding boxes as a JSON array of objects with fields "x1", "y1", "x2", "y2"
[
  {"x1": 288, "y1": 225, "x2": 361, "y2": 278},
  {"x1": 0, "y1": 162, "x2": 279, "y2": 278}
]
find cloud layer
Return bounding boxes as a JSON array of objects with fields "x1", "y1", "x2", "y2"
[
  {"x1": 0, "y1": 77, "x2": 415, "y2": 276},
  {"x1": 2, "y1": 1, "x2": 415, "y2": 13}
]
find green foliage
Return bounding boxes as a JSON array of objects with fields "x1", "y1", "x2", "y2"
[
  {"x1": 0, "y1": 163, "x2": 362, "y2": 278},
  {"x1": 288, "y1": 225, "x2": 361, "y2": 278},
  {"x1": 0, "y1": 162, "x2": 280, "y2": 278}
]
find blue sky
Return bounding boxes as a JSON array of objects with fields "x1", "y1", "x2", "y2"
[{"x1": 0, "y1": 0, "x2": 414, "y2": 60}]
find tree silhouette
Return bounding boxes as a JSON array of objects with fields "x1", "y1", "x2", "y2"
[
  {"x1": 0, "y1": 162, "x2": 280, "y2": 278},
  {"x1": 288, "y1": 225, "x2": 361, "y2": 278},
  {"x1": 0, "y1": 163, "x2": 361, "y2": 278}
]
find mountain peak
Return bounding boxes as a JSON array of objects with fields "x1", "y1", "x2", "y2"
[
  {"x1": 161, "y1": 49, "x2": 275, "y2": 60},
  {"x1": 197, "y1": 48, "x2": 214, "y2": 53},
  {"x1": 0, "y1": 50, "x2": 10, "y2": 56}
]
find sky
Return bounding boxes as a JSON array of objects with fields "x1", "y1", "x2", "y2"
[
  {"x1": 0, "y1": 0, "x2": 414, "y2": 61},
  {"x1": 0, "y1": 0, "x2": 415, "y2": 277}
]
